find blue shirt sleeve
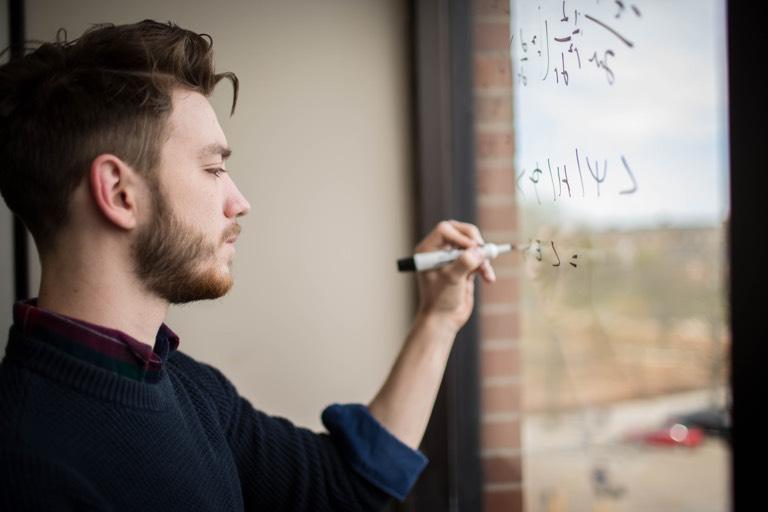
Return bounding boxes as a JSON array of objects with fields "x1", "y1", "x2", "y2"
[{"x1": 321, "y1": 403, "x2": 429, "y2": 502}]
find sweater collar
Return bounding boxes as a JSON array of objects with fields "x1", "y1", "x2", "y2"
[{"x1": 12, "y1": 299, "x2": 179, "y2": 382}]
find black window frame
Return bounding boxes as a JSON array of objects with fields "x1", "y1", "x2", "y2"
[
  {"x1": 727, "y1": 2, "x2": 764, "y2": 510},
  {"x1": 400, "y1": 0, "x2": 483, "y2": 510}
]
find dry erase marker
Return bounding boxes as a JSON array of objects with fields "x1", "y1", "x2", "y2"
[{"x1": 397, "y1": 243, "x2": 514, "y2": 272}]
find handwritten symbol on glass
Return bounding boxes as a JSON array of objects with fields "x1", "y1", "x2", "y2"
[
  {"x1": 516, "y1": 168, "x2": 527, "y2": 198},
  {"x1": 615, "y1": 0, "x2": 625, "y2": 19},
  {"x1": 559, "y1": 52, "x2": 569, "y2": 85},
  {"x1": 551, "y1": 241, "x2": 561, "y2": 267},
  {"x1": 619, "y1": 155, "x2": 638, "y2": 194},
  {"x1": 584, "y1": 14, "x2": 634, "y2": 48},
  {"x1": 588, "y1": 49, "x2": 616, "y2": 84},
  {"x1": 520, "y1": 28, "x2": 528, "y2": 53},
  {"x1": 586, "y1": 157, "x2": 607, "y2": 197},
  {"x1": 568, "y1": 43, "x2": 582, "y2": 68},
  {"x1": 559, "y1": 164, "x2": 572, "y2": 197},
  {"x1": 547, "y1": 159, "x2": 557, "y2": 201},
  {"x1": 615, "y1": 1, "x2": 642, "y2": 19},
  {"x1": 575, "y1": 147, "x2": 586, "y2": 197},
  {"x1": 529, "y1": 165, "x2": 543, "y2": 204},
  {"x1": 518, "y1": 65, "x2": 528, "y2": 86}
]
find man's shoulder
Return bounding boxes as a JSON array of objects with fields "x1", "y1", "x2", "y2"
[
  {"x1": 167, "y1": 350, "x2": 239, "y2": 402},
  {"x1": 168, "y1": 349, "x2": 226, "y2": 382}
]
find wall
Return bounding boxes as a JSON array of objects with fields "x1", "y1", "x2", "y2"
[{"x1": 25, "y1": 0, "x2": 415, "y2": 430}]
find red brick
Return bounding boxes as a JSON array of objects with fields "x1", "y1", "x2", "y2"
[
  {"x1": 478, "y1": 167, "x2": 515, "y2": 195},
  {"x1": 482, "y1": 383, "x2": 521, "y2": 413},
  {"x1": 475, "y1": 95, "x2": 514, "y2": 124},
  {"x1": 475, "y1": 55, "x2": 513, "y2": 87},
  {"x1": 483, "y1": 454, "x2": 523, "y2": 483},
  {"x1": 482, "y1": 420, "x2": 521, "y2": 450},
  {"x1": 480, "y1": 275, "x2": 518, "y2": 305},
  {"x1": 485, "y1": 488, "x2": 523, "y2": 512},
  {"x1": 487, "y1": 260, "x2": 519, "y2": 280},
  {"x1": 481, "y1": 312, "x2": 520, "y2": 340},
  {"x1": 474, "y1": 0, "x2": 511, "y2": 17},
  {"x1": 481, "y1": 347, "x2": 520, "y2": 377},
  {"x1": 476, "y1": 132, "x2": 514, "y2": 159},
  {"x1": 474, "y1": 22, "x2": 511, "y2": 51},
  {"x1": 478, "y1": 203, "x2": 516, "y2": 232}
]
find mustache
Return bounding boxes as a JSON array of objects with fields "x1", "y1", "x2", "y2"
[{"x1": 222, "y1": 223, "x2": 241, "y2": 243}]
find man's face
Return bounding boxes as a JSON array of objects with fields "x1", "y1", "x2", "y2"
[{"x1": 132, "y1": 88, "x2": 251, "y2": 304}]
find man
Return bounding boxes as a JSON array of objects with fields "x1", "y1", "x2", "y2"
[{"x1": 0, "y1": 20, "x2": 496, "y2": 510}]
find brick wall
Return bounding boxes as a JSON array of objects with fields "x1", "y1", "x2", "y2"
[{"x1": 473, "y1": 1, "x2": 523, "y2": 511}]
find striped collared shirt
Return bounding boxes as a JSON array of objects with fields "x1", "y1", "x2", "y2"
[{"x1": 12, "y1": 299, "x2": 179, "y2": 382}]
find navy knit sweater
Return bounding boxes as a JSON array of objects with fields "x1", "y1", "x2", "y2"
[{"x1": 0, "y1": 323, "x2": 427, "y2": 511}]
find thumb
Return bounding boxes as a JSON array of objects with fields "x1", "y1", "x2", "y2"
[{"x1": 445, "y1": 246, "x2": 485, "y2": 281}]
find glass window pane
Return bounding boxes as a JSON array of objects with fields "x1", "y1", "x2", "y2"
[{"x1": 508, "y1": 1, "x2": 730, "y2": 510}]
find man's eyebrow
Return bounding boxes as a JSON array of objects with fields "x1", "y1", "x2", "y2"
[{"x1": 199, "y1": 143, "x2": 232, "y2": 160}]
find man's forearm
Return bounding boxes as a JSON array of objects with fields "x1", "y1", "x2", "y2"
[{"x1": 367, "y1": 313, "x2": 458, "y2": 450}]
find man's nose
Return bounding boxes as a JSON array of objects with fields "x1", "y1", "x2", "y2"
[{"x1": 225, "y1": 179, "x2": 251, "y2": 218}]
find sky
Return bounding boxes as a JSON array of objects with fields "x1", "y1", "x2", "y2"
[{"x1": 510, "y1": 0, "x2": 729, "y2": 230}]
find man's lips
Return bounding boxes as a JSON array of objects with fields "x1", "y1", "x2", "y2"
[{"x1": 223, "y1": 224, "x2": 241, "y2": 244}]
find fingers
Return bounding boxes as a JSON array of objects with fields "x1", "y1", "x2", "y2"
[
  {"x1": 446, "y1": 221, "x2": 495, "y2": 283},
  {"x1": 481, "y1": 259, "x2": 496, "y2": 283},
  {"x1": 448, "y1": 220, "x2": 484, "y2": 246},
  {"x1": 418, "y1": 219, "x2": 497, "y2": 283},
  {"x1": 462, "y1": 252, "x2": 496, "y2": 283},
  {"x1": 443, "y1": 246, "x2": 486, "y2": 282},
  {"x1": 417, "y1": 220, "x2": 478, "y2": 252}
]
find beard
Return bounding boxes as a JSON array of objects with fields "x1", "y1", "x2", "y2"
[{"x1": 132, "y1": 184, "x2": 238, "y2": 304}]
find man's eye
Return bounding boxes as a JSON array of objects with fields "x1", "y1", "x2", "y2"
[{"x1": 207, "y1": 168, "x2": 227, "y2": 177}]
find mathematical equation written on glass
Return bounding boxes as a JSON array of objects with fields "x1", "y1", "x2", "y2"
[
  {"x1": 511, "y1": 0, "x2": 642, "y2": 86},
  {"x1": 517, "y1": 149, "x2": 637, "y2": 204},
  {"x1": 503, "y1": 240, "x2": 580, "y2": 269},
  {"x1": 521, "y1": 239, "x2": 579, "y2": 268}
]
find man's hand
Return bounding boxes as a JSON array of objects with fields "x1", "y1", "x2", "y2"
[
  {"x1": 414, "y1": 220, "x2": 496, "y2": 334},
  {"x1": 368, "y1": 220, "x2": 496, "y2": 449}
]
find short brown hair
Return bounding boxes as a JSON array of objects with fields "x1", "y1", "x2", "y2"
[{"x1": 0, "y1": 20, "x2": 238, "y2": 254}]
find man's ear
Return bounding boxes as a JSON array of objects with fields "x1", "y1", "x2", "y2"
[{"x1": 89, "y1": 154, "x2": 144, "y2": 230}]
